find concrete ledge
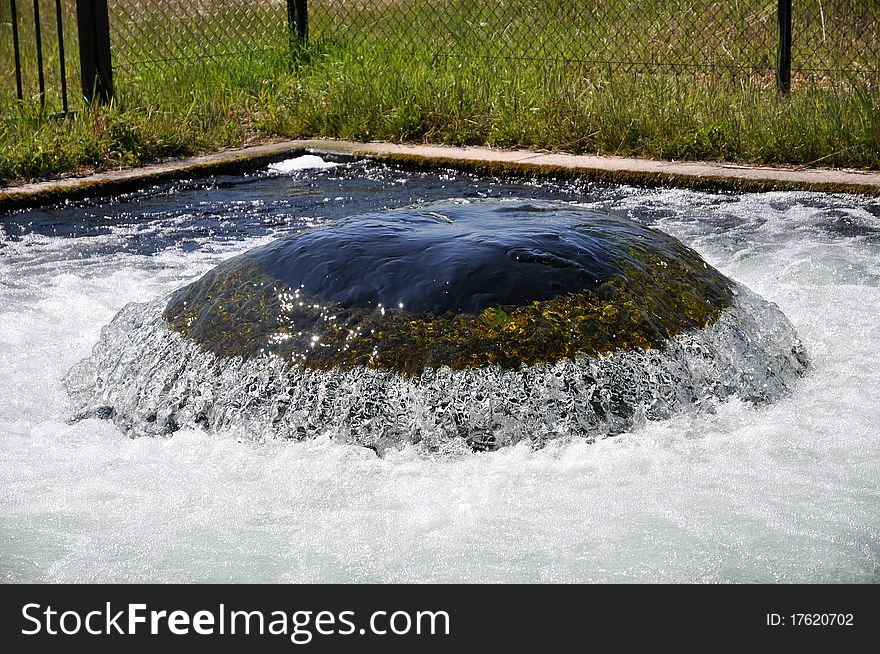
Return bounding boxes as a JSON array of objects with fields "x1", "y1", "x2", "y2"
[
  {"x1": 0, "y1": 141, "x2": 335, "y2": 213},
  {"x1": 3, "y1": 138, "x2": 880, "y2": 213},
  {"x1": 344, "y1": 142, "x2": 880, "y2": 196}
]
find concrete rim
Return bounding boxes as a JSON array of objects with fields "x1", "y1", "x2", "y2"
[{"x1": 3, "y1": 138, "x2": 880, "y2": 213}]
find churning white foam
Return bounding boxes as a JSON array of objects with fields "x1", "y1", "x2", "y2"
[
  {"x1": 268, "y1": 155, "x2": 339, "y2": 174},
  {"x1": 64, "y1": 284, "x2": 808, "y2": 451},
  {"x1": 1, "y1": 187, "x2": 879, "y2": 582}
]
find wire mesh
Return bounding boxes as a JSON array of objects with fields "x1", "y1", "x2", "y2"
[
  {"x1": 3, "y1": 1, "x2": 878, "y2": 112},
  {"x1": 104, "y1": 1, "x2": 877, "y2": 82},
  {"x1": 107, "y1": 0, "x2": 289, "y2": 70},
  {"x1": 305, "y1": 0, "x2": 878, "y2": 83},
  {"x1": 793, "y1": 0, "x2": 879, "y2": 80},
  {"x1": 309, "y1": 1, "x2": 779, "y2": 75}
]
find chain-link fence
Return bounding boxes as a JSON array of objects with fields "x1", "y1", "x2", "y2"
[
  {"x1": 311, "y1": 1, "x2": 779, "y2": 75},
  {"x1": 3, "y1": 1, "x2": 879, "y2": 113},
  {"x1": 794, "y1": 1, "x2": 879, "y2": 78},
  {"x1": 305, "y1": 0, "x2": 878, "y2": 82},
  {"x1": 103, "y1": 0, "x2": 879, "y2": 82},
  {"x1": 108, "y1": 0, "x2": 290, "y2": 71}
]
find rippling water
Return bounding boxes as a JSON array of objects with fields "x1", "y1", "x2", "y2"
[{"x1": 1, "y1": 160, "x2": 879, "y2": 582}]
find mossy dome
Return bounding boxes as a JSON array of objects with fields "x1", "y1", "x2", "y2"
[
  {"x1": 68, "y1": 198, "x2": 807, "y2": 450},
  {"x1": 164, "y1": 199, "x2": 734, "y2": 374}
]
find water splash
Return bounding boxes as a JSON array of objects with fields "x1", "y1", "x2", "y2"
[
  {"x1": 268, "y1": 155, "x2": 339, "y2": 174},
  {"x1": 65, "y1": 282, "x2": 808, "y2": 454}
]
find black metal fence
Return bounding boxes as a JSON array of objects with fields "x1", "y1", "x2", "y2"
[
  {"x1": 2, "y1": 1, "x2": 80, "y2": 112},
  {"x1": 1, "y1": 0, "x2": 305, "y2": 110},
  {"x1": 3, "y1": 1, "x2": 878, "y2": 113}
]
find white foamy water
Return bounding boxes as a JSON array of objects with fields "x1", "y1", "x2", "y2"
[
  {"x1": 1, "y1": 179, "x2": 879, "y2": 583},
  {"x1": 268, "y1": 155, "x2": 339, "y2": 174}
]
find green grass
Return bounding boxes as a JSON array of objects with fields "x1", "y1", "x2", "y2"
[
  {"x1": 1, "y1": 0, "x2": 879, "y2": 184},
  {"x1": 265, "y1": 42, "x2": 880, "y2": 168}
]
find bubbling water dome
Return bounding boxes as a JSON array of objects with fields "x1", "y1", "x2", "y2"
[{"x1": 66, "y1": 199, "x2": 808, "y2": 453}]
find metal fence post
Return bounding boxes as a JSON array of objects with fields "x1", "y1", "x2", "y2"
[
  {"x1": 10, "y1": 0, "x2": 24, "y2": 101},
  {"x1": 287, "y1": 0, "x2": 308, "y2": 44},
  {"x1": 776, "y1": 0, "x2": 792, "y2": 94},
  {"x1": 33, "y1": 0, "x2": 46, "y2": 106},
  {"x1": 76, "y1": 0, "x2": 113, "y2": 103},
  {"x1": 55, "y1": 0, "x2": 70, "y2": 113}
]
